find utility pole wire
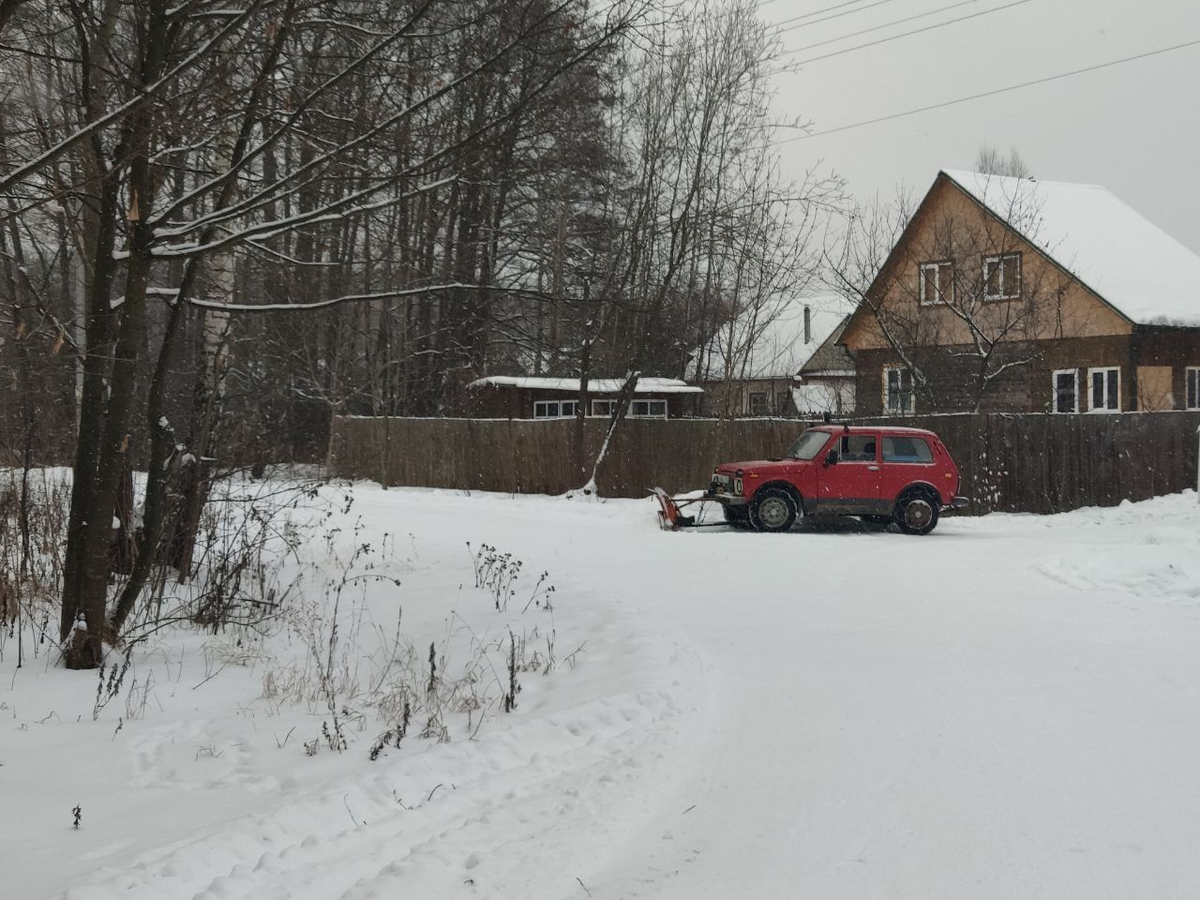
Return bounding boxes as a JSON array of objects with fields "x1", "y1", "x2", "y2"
[
  {"x1": 777, "y1": 37, "x2": 1200, "y2": 143},
  {"x1": 783, "y1": 0, "x2": 1034, "y2": 67},
  {"x1": 783, "y1": 0, "x2": 993, "y2": 54}
]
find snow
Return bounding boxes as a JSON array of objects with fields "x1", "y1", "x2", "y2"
[
  {"x1": 6, "y1": 481, "x2": 1200, "y2": 899},
  {"x1": 942, "y1": 169, "x2": 1200, "y2": 327},
  {"x1": 468, "y1": 375, "x2": 703, "y2": 394},
  {"x1": 689, "y1": 294, "x2": 854, "y2": 382}
]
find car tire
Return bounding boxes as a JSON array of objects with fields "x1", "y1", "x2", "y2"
[
  {"x1": 722, "y1": 505, "x2": 750, "y2": 530},
  {"x1": 749, "y1": 488, "x2": 798, "y2": 533},
  {"x1": 895, "y1": 490, "x2": 940, "y2": 535}
]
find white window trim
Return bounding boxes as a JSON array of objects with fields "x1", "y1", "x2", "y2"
[
  {"x1": 1087, "y1": 366, "x2": 1121, "y2": 413},
  {"x1": 882, "y1": 366, "x2": 914, "y2": 415},
  {"x1": 629, "y1": 399, "x2": 668, "y2": 420},
  {"x1": 983, "y1": 253, "x2": 1021, "y2": 301},
  {"x1": 1052, "y1": 368, "x2": 1079, "y2": 414},
  {"x1": 1186, "y1": 367, "x2": 1200, "y2": 410},
  {"x1": 590, "y1": 399, "x2": 615, "y2": 417},
  {"x1": 534, "y1": 399, "x2": 577, "y2": 419},
  {"x1": 919, "y1": 261, "x2": 952, "y2": 306}
]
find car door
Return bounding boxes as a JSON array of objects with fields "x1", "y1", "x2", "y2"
[
  {"x1": 815, "y1": 432, "x2": 882, "y2": 513},
  {"x1": 879, "y1": 434, "x2": 936, "y2": 505}
]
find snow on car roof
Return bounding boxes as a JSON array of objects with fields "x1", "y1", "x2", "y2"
[
  {"x1": 942, "y1": 169, "x2": 1200, "y2": 327},
  {"x1": 468, "y1": 376, "x2": 704, "y2": 394}
]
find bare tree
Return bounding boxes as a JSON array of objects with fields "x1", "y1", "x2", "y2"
[{"x1": 975, "y1": 144, "x2": 1032, "y2": 179}]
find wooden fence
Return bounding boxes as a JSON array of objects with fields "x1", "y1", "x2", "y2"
[{"x1": 327, "y1": 412, "x2": 1200, "y2": 514}]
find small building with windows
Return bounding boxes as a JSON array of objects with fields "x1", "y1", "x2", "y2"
[
  {"x1": 464, "y1": 376, "x2": 703, "y2": 420},
  {"x1": 689, "y1": 294, "x2": 856, "y2": 417},
  {"x1": 840, "y1": 169, "x2": 1200, "y2": 415}
]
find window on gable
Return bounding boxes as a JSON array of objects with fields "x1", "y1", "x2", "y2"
[
  {"x1": 984, "y1": 253, "x2": 1021, "y2": 300},
  {"x1": 1187, "y1": 368, "x2": 1200, "y2": 410},
  {"x1": 1088, "y1": 367, "x2": 1120, "y2": 412},
  {"x1": 919, "y1": 261, "x2": 953, "y2": 306},
  {"x1": 1053, "y1": 369, "x2": 1078, "y2": 413},
  {"x1": 883, "y1": 366, "x2": 913, "y2": 415}
]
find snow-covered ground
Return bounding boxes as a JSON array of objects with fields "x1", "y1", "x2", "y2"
[{"x1": 5, "y1": 483, "x2": 1200, "y2": 900}]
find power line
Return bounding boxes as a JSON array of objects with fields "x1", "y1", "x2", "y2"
[
  {"x1": 787, "y1": 0, "x2": 1034, "y2": 66},
  {"x1": 772, "y1": 0, "x2": 904, "y2": 35},
  {"x1": 776, "y1": 37, "x2": 1200, "y2": 144},
  {"x1": 785, "y1": 0, "x2": 992, "y2": 54}
]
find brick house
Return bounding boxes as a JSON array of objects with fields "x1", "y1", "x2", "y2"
[
  {"x1": 841, "y1": 170, "x2": 1200, "y2": 415},
  {"x1": 464, "y1": 376, "x2": 702, "y2": 419}
]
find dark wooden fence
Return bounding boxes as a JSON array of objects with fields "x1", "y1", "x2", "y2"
[{"x1": 327, "y1": 412, "x2": 1200, "y2": 514}]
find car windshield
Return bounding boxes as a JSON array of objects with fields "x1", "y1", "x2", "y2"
[{"x1": 786, "y1": 429, "x2": 831, "y2": 460}]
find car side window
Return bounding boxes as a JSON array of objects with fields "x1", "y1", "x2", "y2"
[
  {"x1": 839, "y1": 435, "x2": 877, "y2": 462},
  {"x1": 882, "y1": 436, "x2": 933, "y2": 463}
]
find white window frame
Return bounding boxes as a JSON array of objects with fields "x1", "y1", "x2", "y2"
[
  {"x1": 882, "y1": 366, "x2": 914, "y2": 415},
  {"x1": 534, "y1": 399, "x2": 577, "y2": 419},
  {"x1": 1186, "y1": 367, "x2": 1200, "y2": 410},
  {"x1": 590, "y1": 399, "x2": 616, "y2": 417},
  {"x1": 919, "y1": 261, "x2": 953, "y2": 306},
  {"x1": 983, "y1": 253, "x2": 1021, "y2": 301},
  {"x1": 1052, "y1": 368, "x2": 1079, "y2": 414},
  {"x1": 629, "y1": 399, "x2": 668, "y2": 419},
  {"x1": 1087, "y1": 366, "x2": 1121, "y2": 413}
]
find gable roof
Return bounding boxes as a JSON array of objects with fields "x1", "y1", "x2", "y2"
[
  {"x1": 798, "y1": 314, "x2": 854, "y2": 376},
  {"x1": 942, "y1": 169, "x2": 1200, "y2": 327},
  {"x1": 689, "y1": 294, "x2": 855, "y2": 382}
]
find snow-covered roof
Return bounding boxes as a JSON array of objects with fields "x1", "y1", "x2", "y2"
[
  {"x1": 690, "y1": 294, "x2": 855, "y2": 382},
  {"x1": 942, "y1": 170, "x2": 1200, "y2": 327},
  {"x1": 468, "y1": 376, "x2": 703, "y2": 394}
]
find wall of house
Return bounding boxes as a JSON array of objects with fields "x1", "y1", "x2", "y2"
[
  {"x1": 699, "y1": 379, "x2": 797, "y2": 416},
  {"x1": 1136, "y1": 326, "x2": 1200, "y2": 410},
  {"x1": 854, "y1": 334, "x2": 1138, "y2": 415},
  {"x1": 463, "y1": 386, "x2": 699, "y2": 418},
  {"x1": 842, "y1": 177, "x2": 1133, "y2": 355}
]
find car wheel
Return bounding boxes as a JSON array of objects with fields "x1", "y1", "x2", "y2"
[
  {"x1": 895, "y1": 491, "x2": 940, "y2": 535},
  {"x1": 722, "y1": 505, "x2": 750, "y2": 530},
  {"x1": 749, "y1": 488, "x2": 798, "y2": 533}
]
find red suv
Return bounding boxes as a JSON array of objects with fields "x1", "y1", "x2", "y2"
[{"x1": 709, "y1": 425, "x2": 967, "y2": 534}]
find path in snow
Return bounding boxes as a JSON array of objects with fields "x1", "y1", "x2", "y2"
[{"x1": 8, "y1": 487, "x2": 1200, "y2": 900}]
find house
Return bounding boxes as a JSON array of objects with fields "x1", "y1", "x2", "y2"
[
  {"x1": 465, "y1": 376, "x2": 702, "y2": 419},
  {"x1": 794, "y1": 314, "x2": 856, "y2": 416},
  {"x1": 690, "y1": 295, "x2": 855, "y2": 416},
  {"x1": 840, "y1": 169, "x2": 1200, "y2": 415}
]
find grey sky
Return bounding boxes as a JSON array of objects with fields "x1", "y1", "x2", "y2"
[{"x1": 765, "y1": 0, "x2": 1200, "y2": 253}]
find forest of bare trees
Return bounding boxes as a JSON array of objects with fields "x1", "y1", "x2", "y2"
[{"x1": 0, "y1": 0, "x2": 841, "y2": 665}]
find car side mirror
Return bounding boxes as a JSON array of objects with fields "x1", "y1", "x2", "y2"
[{"x1": 824, "y1": 449, "x2": 838, "y2": 466}]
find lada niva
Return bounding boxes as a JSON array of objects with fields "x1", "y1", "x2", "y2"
[{"x1": 707, "y1": 424, "x2": 968, "y2": 534}]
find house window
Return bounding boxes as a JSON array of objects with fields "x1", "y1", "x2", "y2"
[
  {"x1": 590, "y1": 399, "x2": 616, "y2": 417},
  {"x1": 883, "y1": 366, "x2": 913, "y2": 415},
  {"x1": 1187, "y1": 367, "x2": 1200, "y2": 410},
  {"x1": 919, "y1": 261, "x2": 953, "y2": 306},
  {"x1": 630, "y1": 399, "x2": 667, "y2": 419},
  {"x1": 1052, "y1": 369, "x2": 1078, "y2": 413},
  {"x1": 1088, "y1": 367, "x2": 1120, "y2": 412},
  {"x1": 748, "y1": 392, "x2": 767, "y2": 416},
  {"x1": 984, "y1": 253, "x2": 1021, "y2": 300},
  {"x1": 534, "y1": 400, "x2": 576, "y2": 418}
]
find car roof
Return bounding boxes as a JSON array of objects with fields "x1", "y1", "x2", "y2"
[{"x1": 810, "y1": 424, "x2": 939, "y2": 437}]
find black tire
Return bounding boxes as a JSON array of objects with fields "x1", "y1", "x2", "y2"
[
  {"x1": 749, "y1": 488, "x2": 798, "y2": 533},
  {"x1": 895, "y1": 490, "x2": 940, "y2": 535},
  {"x1": 722, "y1": 504, "x2": 750, "y2": 530}
]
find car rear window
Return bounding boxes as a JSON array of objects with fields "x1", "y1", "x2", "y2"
[{"x1": 882, "y1": 436, "x2": 932, "y2": 463}]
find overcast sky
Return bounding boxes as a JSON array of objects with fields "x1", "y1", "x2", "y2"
[{"x1": 763, "y1": 0, "x2": 1200, "y2": 253}]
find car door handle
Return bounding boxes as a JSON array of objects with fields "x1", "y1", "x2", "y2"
[{"x1": 867, "y1": 465, "x2": 880, "y2": 471}]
